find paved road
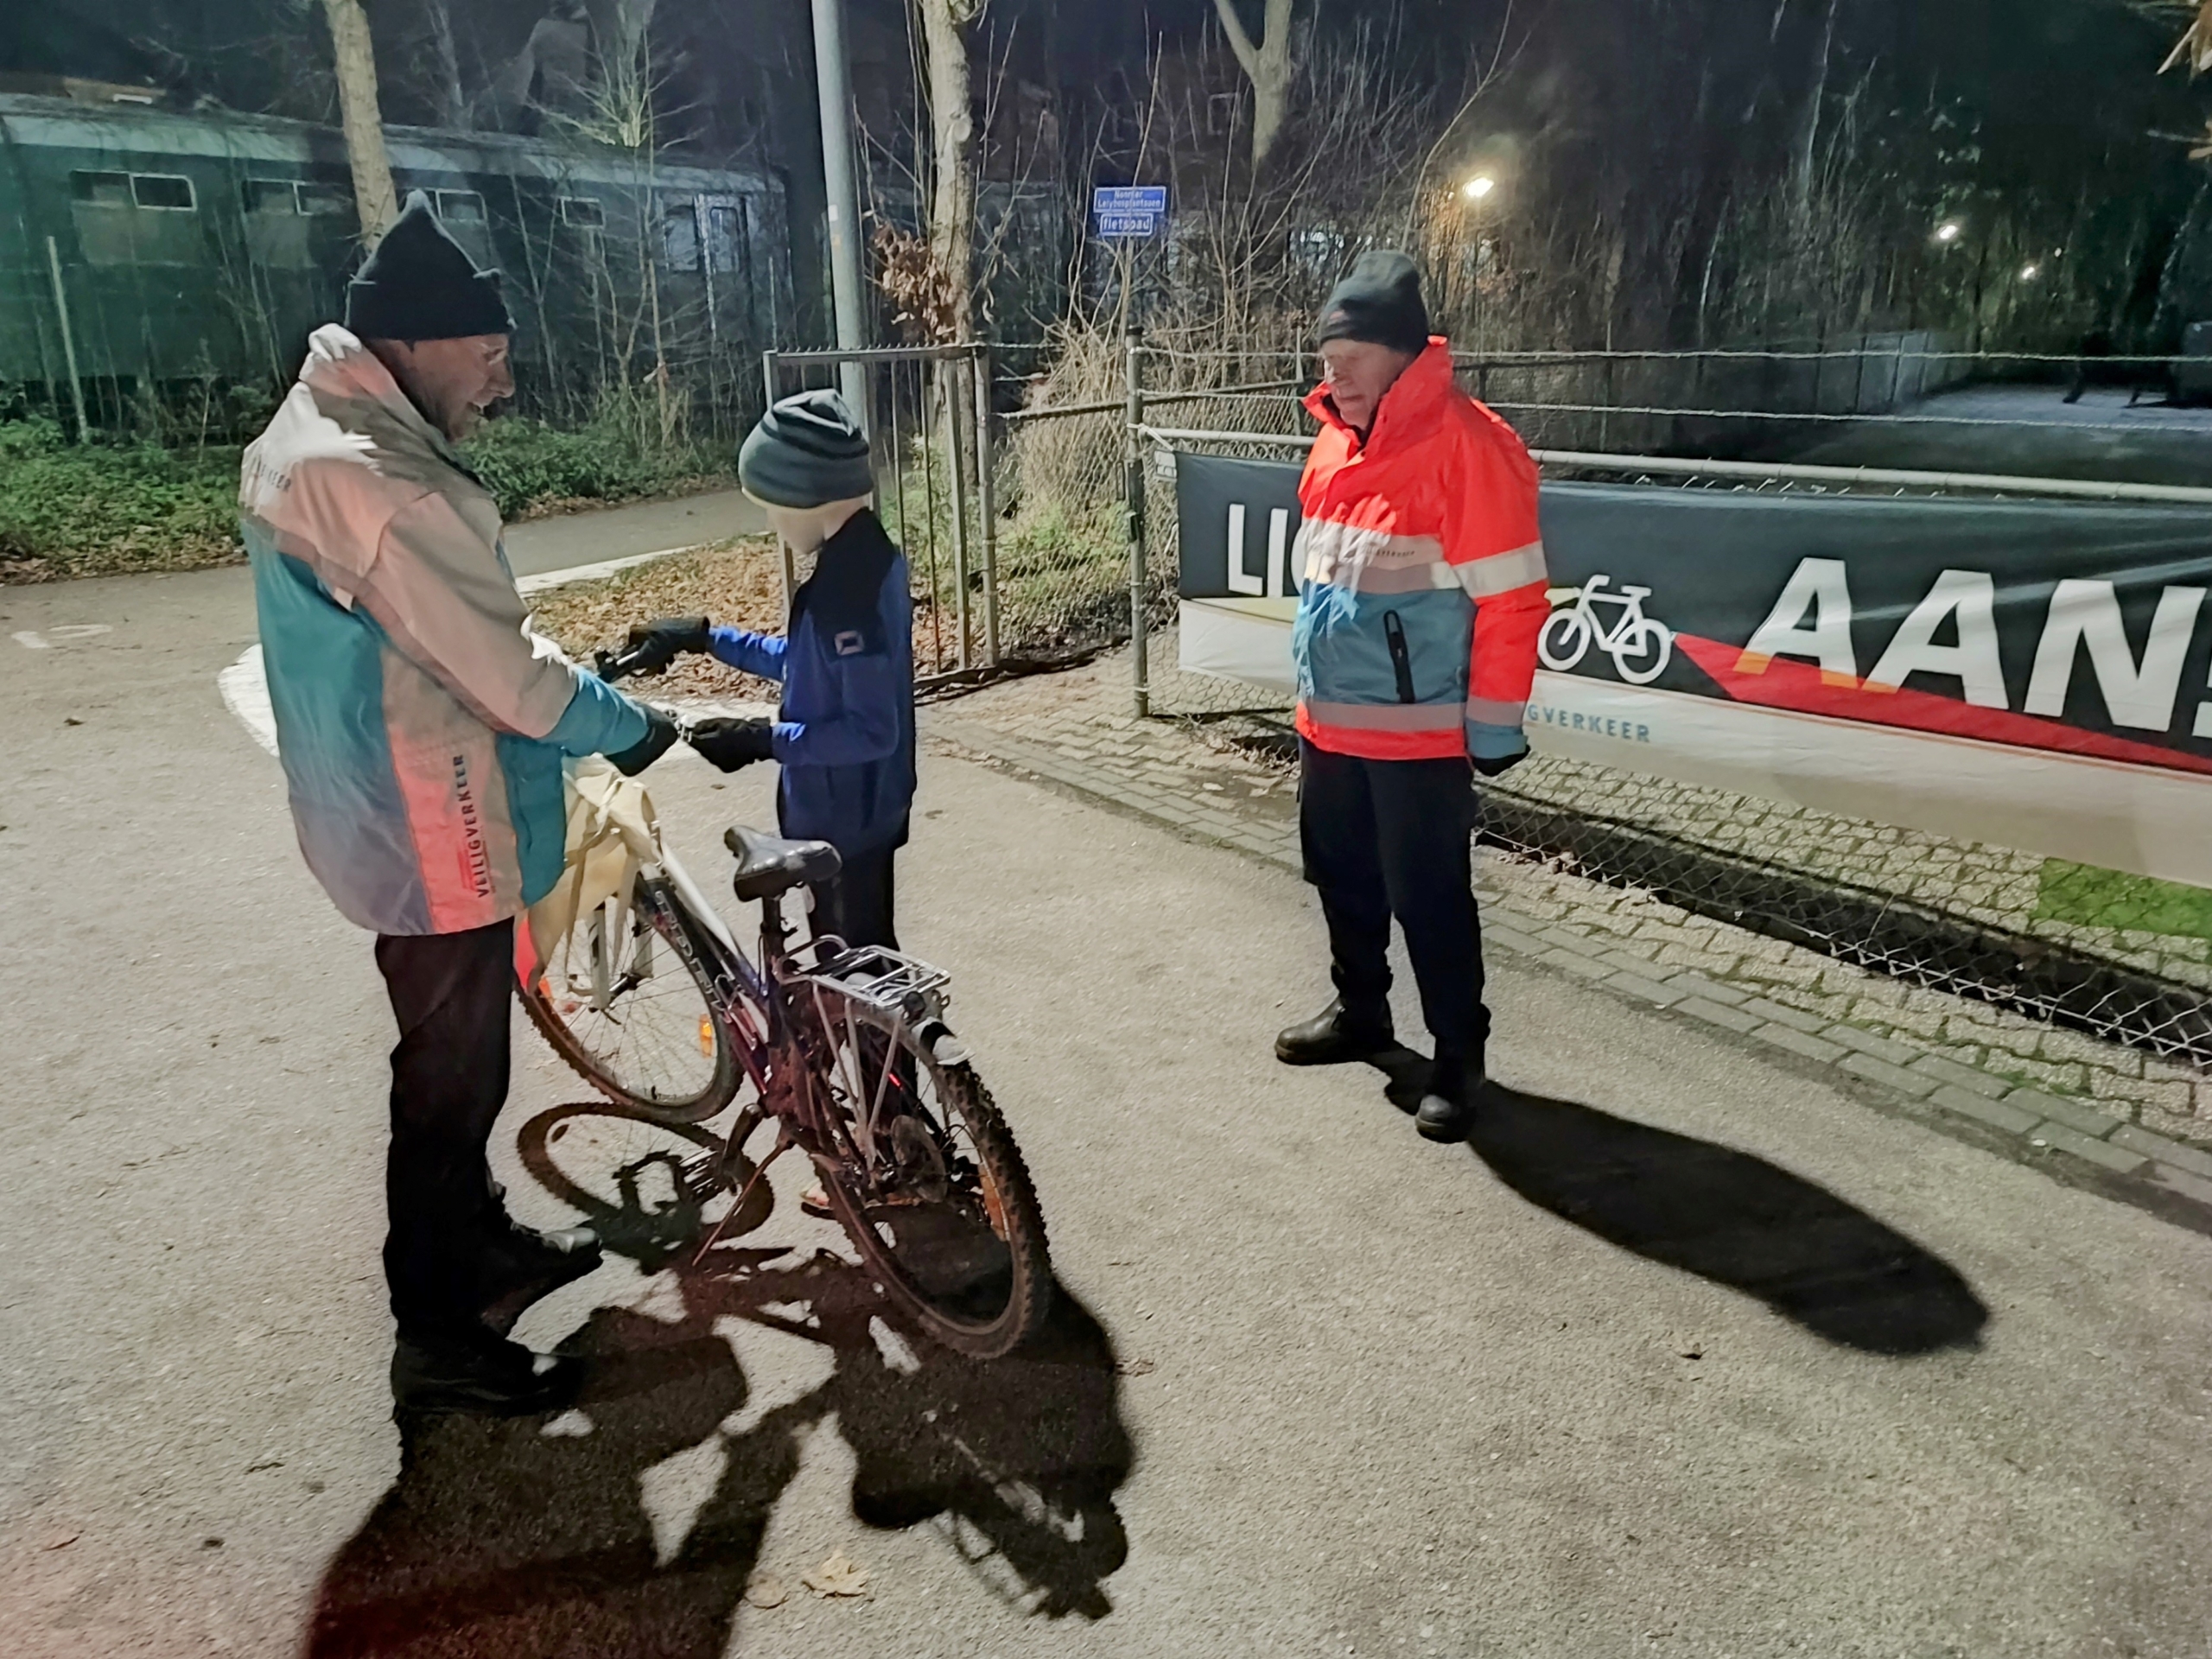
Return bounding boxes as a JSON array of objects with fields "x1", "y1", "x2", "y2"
[
  {"x1": 4, "y1": 566, "x2": 2211, "y2": 1657},
  {"x1": 502, "y1": 489, "x2": 766, "y2": 580}
]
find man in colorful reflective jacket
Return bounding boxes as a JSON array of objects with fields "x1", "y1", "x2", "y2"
[
  {"x1": 242, "y1": 194, "x2": 675, "y2": 1414},
  {"x1": 1274, "y1": 251, "x2": 1548, "y2": 1143}
]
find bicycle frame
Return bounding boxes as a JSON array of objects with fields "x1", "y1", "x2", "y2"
[{"x1": 635, "y1": 838, "x2": 962, "y2": 1237}]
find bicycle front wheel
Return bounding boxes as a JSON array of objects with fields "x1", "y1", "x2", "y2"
[
  {"x1": 800, "y1": 980, "x2": 1052, "y2": 1359},
  {"x1": 516, "y1": 1102, "x2": 772, "y2": 1266},
  {"x1": 520, "y1": 873, "x2": 741, "y2": 1124}
]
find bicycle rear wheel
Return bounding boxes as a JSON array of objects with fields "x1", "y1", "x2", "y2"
[
  {"x1": 519, "y1": 873, "x2": 741, "y2": 1124},
  {"x1": 800, "y1": 980, "x2": 1052, "y2": 1359}
]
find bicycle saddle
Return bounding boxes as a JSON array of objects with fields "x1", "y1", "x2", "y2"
[{"x1": 723, "y1": 823, "x2": 842, "y2": 900}]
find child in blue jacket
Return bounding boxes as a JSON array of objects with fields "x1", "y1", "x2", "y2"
[{"x1": 625, "y1": 389, "x2": 915, "y2": 947}]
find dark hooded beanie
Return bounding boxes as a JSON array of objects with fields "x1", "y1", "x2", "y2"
[
  {"x1": 738, "y1": 389, "x2": 875, "y2": 508},
  {"x1": 1315, "y1": 250, "x2": 1432, "y2": 356},
  {"x1": 345, "y1": 191, "x2": 514, "y2": 342}
]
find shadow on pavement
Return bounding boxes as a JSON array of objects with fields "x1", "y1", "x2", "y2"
[
  {"x1": 305, "y1": 1250, "x2": 1131, "y2": 1656},
  {"x1": 1467, "y1": 1085, "x2": 1990, "y2": 1356}
]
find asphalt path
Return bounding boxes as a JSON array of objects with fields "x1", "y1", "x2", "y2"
[
  {"x1": 500, "y1": 489, "x2": 766, "y2": 580},
  {"x1": 3, "y1": 565, "x2": 2210, "y2": 1657}
]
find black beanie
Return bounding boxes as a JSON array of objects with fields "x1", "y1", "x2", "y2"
[
  {"x1": 1316, "y1": 250, "x2": 1431, "y2": 355},
  {"x1": 346, "y1": 191, "x2": 514, "y2": 341},
  {"x1": 738, "y1": 389, "x2": 874, "y2": 508}
]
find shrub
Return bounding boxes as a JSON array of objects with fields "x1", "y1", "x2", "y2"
[
  {"x1": 463, "y1": 385, "x2": 733, "y2": 519},
  {"x1": 0, "y1": 426, "x2": 241, "y2": 579}
]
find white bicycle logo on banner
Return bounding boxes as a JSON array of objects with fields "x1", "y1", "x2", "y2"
[{"x1": 1538, "y1": 574, "x2": 1675, "y2": 686}]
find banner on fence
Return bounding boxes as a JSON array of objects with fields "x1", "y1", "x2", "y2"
[{"x1": 1173, "y1": 452, "x2": 2212, "y2": 886}]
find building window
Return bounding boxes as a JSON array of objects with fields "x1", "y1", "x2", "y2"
[
  {"x1": 131, "y1": 174, "x2": 195, "y2": 211},
  {"x1": 70, "y1": 170, "x2": 200, "y2": 264},
  {"x1": 435, "y1": 189, "x2": 487, "y2": 224},
  {"x1": 299, "y1": 183, "x2": 352, "y2": 216},
  {"x1": 245, "y1": 179, "x2": 298, "y2": 214},
  {"x1": 70, "y1": 170, "x2": 132, "y2": 207},
  {"x1": 661, "y1": 201, "x2": 702, "y2": 271},
  {"x1": 705, "y1": 200, "x2": 747, "y2": 273},
  {"x1": 1207, "y1": 92, "x2": 1241, "y2": 137},
  {"x1": 558, "y1": 196, "x2": 605, "y2": 228}
]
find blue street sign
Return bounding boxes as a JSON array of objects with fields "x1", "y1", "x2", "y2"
[{"x1": 1092, "y1": 185, "x2": 1167, "y2": 240}]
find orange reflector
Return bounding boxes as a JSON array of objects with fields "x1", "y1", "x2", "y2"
[{"x1": 699, "y1": 1017, "x2": 715, "y2": 1056}]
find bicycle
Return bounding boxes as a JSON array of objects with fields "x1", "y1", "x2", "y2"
[
  {"x1": 1536, "y1": 573, "x2": 1675, "y2": 686},
  {"x1": 514, "y1": 640, "x2": 1053, "y2": 1358}
]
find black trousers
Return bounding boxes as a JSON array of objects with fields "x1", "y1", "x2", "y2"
[
  {"x1": 372, "y1": 918, "x2": 516, "y2": 1343},
  {"x1": 1299, "y1": 740, "x2": 1490, "y2": 1061},
  {"x1": 810, "y1": 842, "x2": 899, "y2": 951}
]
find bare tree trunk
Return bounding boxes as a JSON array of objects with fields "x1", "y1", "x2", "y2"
[
  {"x1": 1790, "y1": 0, "x2": 1840, "y2": 217},
  {"x1": 1213, "y1": 0, "x2": 1300, "y2": 172},
  {"x1": 321, "y1": 0, "x2": 399, "y2": 244},
  {"x1": 916, "y1": 0, "x2": 979, "y2": 340},
  {"x1": 423, "y1": 0, "x2": 470, "y2": 130}
]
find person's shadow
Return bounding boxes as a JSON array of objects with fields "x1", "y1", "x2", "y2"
[
  {"x1": 1376, "y1": 1063, "x2": 1988, "y2": 1355},
  {"x1": 305, "y1": 1232, "x2": 1132, "y2": 1655}
]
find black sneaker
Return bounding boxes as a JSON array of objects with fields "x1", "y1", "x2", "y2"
[
  {"x1": 1275, "y1": 999, "x2": 1399, "y2": 1066},
  {"x1": 1414, "y1": 1055, "x2": 1486, "y2": 1144},
  {"x1": 391, "y1": 1330, "x2": 583, "y2": 1417},
  {"x1": 478, "y1": 1223, "x2": 603, "y2": 1336}
]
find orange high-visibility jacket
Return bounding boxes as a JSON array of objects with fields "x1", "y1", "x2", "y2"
[{"x1": 1291, "y1": 339, "x2": 1548, "y2": 763}]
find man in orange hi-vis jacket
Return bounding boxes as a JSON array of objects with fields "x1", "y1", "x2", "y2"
[{"x1": 1274, "y1": 251, "x2": 1548, "y2": 1144}]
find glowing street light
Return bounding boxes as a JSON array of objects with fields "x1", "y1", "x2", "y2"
[
  {"x1": 1935, "y1": 220, "x2": 1964, "y2": 245},
  {"x1": 2019, "y1": 262, "x2": 2042, "y2": 281},
  {"x1": 1464, "y1": 175, "x2": 1497, "y2": 201}
]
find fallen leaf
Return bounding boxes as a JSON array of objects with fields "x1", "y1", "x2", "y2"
[
  {"x1": 43, "y1": 1532, "x2": 79, "y2": 1551},
  {"x1": 1114, "y1": 1357, "x2": 1157, "y2": 1377},
  {"x1": 62, "y1": 717, "x2": 82, "y2": 727},
  {"x1": 802, "y1": 1549, "x2": 869, "y2": 1598},
  {"x1": 743, "y1": 1570, "x2": 787, "y2": 1608}
]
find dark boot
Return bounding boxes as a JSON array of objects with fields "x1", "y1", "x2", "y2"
[
  {"x1": 391, "y1": 1329, "x2": 583, "y2": 1417},
  {"x1": 477, "y1": 1222, "x2": 604, "y2": 1336},
  {"x1": 1414, "y1": 1053, "x2": 1486, "y2": 1144},
  {"x1": 1275, "y1": 998, "x2": 1398, "y2": 1066}
]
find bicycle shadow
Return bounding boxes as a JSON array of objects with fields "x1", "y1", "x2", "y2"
[
  {"x1": 1465, "y1": 1084, "x2": 1989, "y2": 1356},
  {"x1": 302, "y1": 1251, "x2": 1132, "y2": 1654}
]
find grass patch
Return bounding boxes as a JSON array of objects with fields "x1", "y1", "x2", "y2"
[
  {"x1": 2035, "y1": 859, "x2": 2212, "y2": 942},
  {"x1": 0, "y1": 419, "x2": 242, "y2": 582},
  {"x1": 0, "y1": 404, "x2": 734, "y2": 584}
]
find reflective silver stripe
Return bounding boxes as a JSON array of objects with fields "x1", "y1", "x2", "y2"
[
  {"x1": 1300, "y1": 520, "x2": 1448, "y2": 593},
  {"x1": 1455, "y1": 540, "x2": 1548, "y2": 599},
  {"x1": 1303, "y1": 700, "x2": 1466, "y2": 732},
  {"x1": 1465, "y1": 696, "x2": 1528, "y2": 727}
]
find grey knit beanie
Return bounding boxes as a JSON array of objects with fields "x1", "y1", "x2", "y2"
[{"x1": 738, "y1": 389, "x2": 874, "y2": 508}]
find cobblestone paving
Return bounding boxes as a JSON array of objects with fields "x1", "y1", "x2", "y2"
[{"x1": 923, "y1": 649, "x2": 2212, "y2": 1224}]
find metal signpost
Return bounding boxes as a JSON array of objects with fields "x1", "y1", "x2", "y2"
[{"x1": 1092, "y1": 185, "x2": 1168, "y2": 240}]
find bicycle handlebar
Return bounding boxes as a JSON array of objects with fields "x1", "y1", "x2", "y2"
[{"x1": 592, "y1": 642, "x2": 657, "y2": 684}]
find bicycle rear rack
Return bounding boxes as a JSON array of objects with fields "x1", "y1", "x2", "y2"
[{"x1": 806, "y1": 942, "x2": 953, "y2": 1023}]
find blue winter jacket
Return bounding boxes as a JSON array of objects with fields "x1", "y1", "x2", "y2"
[{"x1": 708, "y1": 510, "x2": 916, "y2": 855}]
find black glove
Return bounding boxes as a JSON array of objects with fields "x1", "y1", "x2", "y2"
[
  {"x1": 607, "y1": 706, "x2": 679, "y2": 776},
  {"x1": 1472, "y1": 745, "x2": 1529, "y2": 779},
  {"x1": 689, "y1": 716, "x2": 777, "y2": 772},
  {"x1": 620, "y1": 614, "x2": 713, "y2": 677}
]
